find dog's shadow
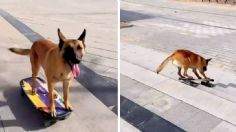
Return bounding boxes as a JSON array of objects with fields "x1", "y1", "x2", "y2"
[
  {"x1": 215, "y1": 82, "x2": 236, "y2": 88},
  {"x1": 2, "y1": 87, "x2": 45, "y2": 131}
]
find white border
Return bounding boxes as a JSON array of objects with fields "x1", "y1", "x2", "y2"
[{"x1": 117, "y1": 0, "x2": 120, "y2": 132}]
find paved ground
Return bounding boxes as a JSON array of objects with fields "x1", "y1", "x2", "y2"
[
  {"x1": 0, "y1": 0, "x2": 117, "y2": 131},
  {"x1": 121, "y1": 0, "x2": 236, "y2": 131}
]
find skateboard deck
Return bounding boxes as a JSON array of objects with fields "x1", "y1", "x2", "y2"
[
  {"x1": 179, "y1": 77, "x2": 215, "y2": 87},
  {"x1": 20, "y1": 77, "x2": 71, "y2": 126}
]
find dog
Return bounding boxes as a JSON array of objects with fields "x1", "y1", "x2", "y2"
[
  {"x1": 156, "y1": 49, "x2": 211, "y2": 79},
  {"x1": 9, "y1": 28, "x2": 86, "y2": 117}
]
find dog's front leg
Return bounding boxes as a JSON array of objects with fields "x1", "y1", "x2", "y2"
[
  {"x1": 199, "y1": 68, "x2": 209, "y2": 80},
  {"x1": 200, "y1": 71, "x2": 209, "y2": 80},
  {"x1": 48, "y1": 81, "x2": 56, "y2": 117},
  {"x1": 63, "y1": 79, "x2": 72, "y2": 111}
]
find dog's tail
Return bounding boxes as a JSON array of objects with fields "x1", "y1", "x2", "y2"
[
  {"x1": 156, "y1": 55, "x2": 173, "y2": 74},
  {"x1": 8, "y1": 48, "x2": 31, "y2": 55}
]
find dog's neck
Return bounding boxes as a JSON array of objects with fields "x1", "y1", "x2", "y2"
[{"x1": 54, "y1": 47, "x2": 72, "y2": 72}]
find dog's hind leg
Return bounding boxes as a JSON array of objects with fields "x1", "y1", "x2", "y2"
[
  {"x1": 183, "y1": 66, "x2": 193, "y2": 79},
  {"x1": 30, "y1": 50, "x2": 40, "y2": 95},
  {"x1": 178, "y1": 67, "x2": 184, "y2": 78}
]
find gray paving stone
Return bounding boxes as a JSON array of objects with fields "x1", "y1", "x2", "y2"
[
  {"x1": 162, "y1": 102, "x2": 201, "y2": 126},
  {"x1": 144, "y1": 95, "x2": 182, "y2": 115},
  {"x1": 121, "y1": 79, "x2": 152, "y2": 101},
  {"x1": 211, "y1": 121, "x2": 236, "y2": 132},
  {"x1": 120, "y1": 96, "x2": 185, "y2": 132},
  {"x1": 86, "y1": 47, "x2": 117, "y2": 59},
  {"x1": 135, "y1": 89, "x2": 164, "y2": 106},
  {"x1": 180, "y1": 111, "x2": 222, "y2": 132},
  {"x1": 83, "y1": 61, "x2": 111, "y2": 75},
  {"x1": 120, "y1": 118, "x2": 141, "y2": 132},
  {"x1": 0, "y1": 106, "x2": 25, "y2": 132},
  {"x1": 102, "y1": 68, "x2": 118, "y2": 79},
  {"x1": 139, "y1": 116, "x2": 185, "y2": 132},
  {"x1": 84, "y1": 53, "x2": 117, "y2": 68},
  {"x1": 121, "y1": 74, "x2": 139, "y2": 89}
]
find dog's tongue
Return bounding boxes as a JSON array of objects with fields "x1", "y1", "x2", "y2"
[{"x1": 72, "y1": 64, "x2": 80, "y2": 77}]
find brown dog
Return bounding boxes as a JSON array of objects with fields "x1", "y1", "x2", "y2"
[
  {"x1": 156, "y1": 49, "x2": 211, "y2": 79},
  {"x1": 9, "y1": 28, "x2": 86, "y2": 117}
]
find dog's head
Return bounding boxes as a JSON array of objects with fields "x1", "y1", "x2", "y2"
[
  {"x1": 57, "y1": 28, "x2": 86, "y2": 77},
  {"x1": 203, "y1": 58, "x2": 212, "y2": 71}
]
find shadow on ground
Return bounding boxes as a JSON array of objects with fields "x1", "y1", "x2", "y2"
[
  {"x1": 120, "y1": 9, "x2": 154, "y2": 22},
  {"x1": 2, "y1": 87, "x2": 45, "y2": 131},
  {"x1": 215, "y1": 82, "x2": 236, "y2": 88},
  {"x1": 76, "y1": 64, "x2": 117, "y2": 108}
]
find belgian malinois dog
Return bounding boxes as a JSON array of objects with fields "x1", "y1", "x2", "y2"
[
  {"x1": 156, "y1": 49, "x2": 211, "y2": 79},
  {"x1": 9, "y1": 28, "x2": 86, "y2": 117}
]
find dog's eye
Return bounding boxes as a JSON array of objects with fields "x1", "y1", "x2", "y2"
[{"x1": 77, "y1": 46, "x2": 82, "y2": 50}]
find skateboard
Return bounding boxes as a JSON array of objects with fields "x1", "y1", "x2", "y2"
[
  {"x1": 20, "y1": 77, "x2": 71, "y2": 127},
  {"x1": 179, "y1": 77, "x2": 215, "y2": 87}
]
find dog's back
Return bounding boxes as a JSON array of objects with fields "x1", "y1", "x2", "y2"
[
  {"x1": 172, "y1": 50, "x2": 203, "y2": 68},
  {"x1": 31, "y1": 39, "x2": 58, "y2": 65},
  {"x1": 156, "y1": 49, "x2": 206, "y2": 73}
]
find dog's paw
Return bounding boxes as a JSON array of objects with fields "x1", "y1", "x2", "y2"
[
  {"x1": 65, "y1": 102, "x2": 73, "y2": 111},
  {"x1": 197, "y1": 77, "x2": 202, "y2": 79},
  {"x1": 31, "y1": 89, "x2": 36, "y2": 95},
  {"x1": 50, "y1": 107, "x2": 57, "y2": 117}
]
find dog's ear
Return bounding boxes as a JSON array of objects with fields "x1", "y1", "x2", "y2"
[
  {"x1": 206, "y1": 58, "x2": 212, "y2": 64},
  {"x1": 78, "y1": 29, "x2": 86, "y2": 44},
  {"x1": 58, "y1": 28, "x2": 66, "y2": 50}
]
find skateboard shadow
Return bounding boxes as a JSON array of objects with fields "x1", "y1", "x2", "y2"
[
  {"x1": 215, "y1": 83, "x2": 236, "y2": 88},
  {"x1": 3, "y1": 87, "x2": 45, "y2": 131}
]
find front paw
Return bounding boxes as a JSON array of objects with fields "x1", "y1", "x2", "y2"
[
  {"x1": 65, "y1": 102, "x2": 73, "y2": 111},
  {"x1": 32, "y1": 88, "x2": 36, "y2": 95},
  {"x1": 50, "y1": 107, "x2": 56, "y2": 117}
]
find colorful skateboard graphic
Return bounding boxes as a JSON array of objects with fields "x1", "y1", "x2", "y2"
[{"x1": 20, "y1": 77, "x2": 71, "y2": 126}]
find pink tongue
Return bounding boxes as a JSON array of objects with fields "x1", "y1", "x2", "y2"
[{"x1": 72, "y1": 64, "x2": 80, "y2": 77}]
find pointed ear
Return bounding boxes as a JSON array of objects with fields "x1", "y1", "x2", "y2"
[
  {"x1": 58, "y1": 28, "x2": 66, "y2": 50},
  {"x1": 78, "y1": 29, "x2": 86, "y2": 44},
  {"x1": 206, "y1": 58, "x2": 212, "y2": 63}
]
